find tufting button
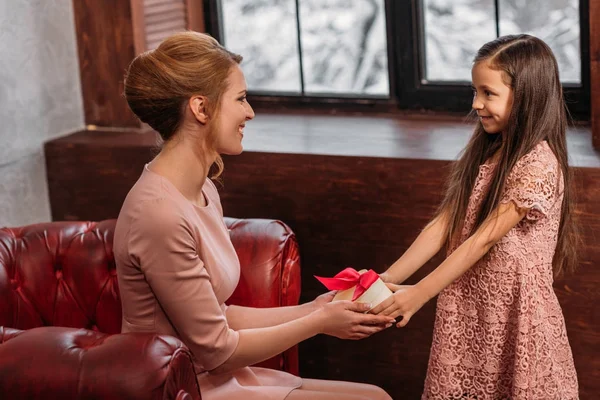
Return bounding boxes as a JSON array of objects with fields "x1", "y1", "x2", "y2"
[
  {"x1": 55, "y1": 270, "x2": 63, "y2": 279},
  {"x1": 10, "y1": 279, "x2": 19, "y2": 289}
]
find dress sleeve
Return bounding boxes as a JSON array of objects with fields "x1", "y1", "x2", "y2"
[
  {"x1": 128, "y1": 198, "x2": 239, "y2": 371},
  {"x1": 501, "y1": 147, "x2": 561, "y2": 221}
]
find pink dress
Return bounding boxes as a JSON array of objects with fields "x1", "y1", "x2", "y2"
[
  {"x1": 114, "y1": 165, "x2": 302, "y2": 400},
  {"x1": 422, "y1": 141, "x2": 578, "y2": 399}
]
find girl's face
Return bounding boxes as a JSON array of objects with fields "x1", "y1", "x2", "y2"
[
  {"x1": 471, "y1": 62, "x2": 514, "y2": 135},
  {"x1": 215, "y1": 65, "x2": 255, "y2": 155}
]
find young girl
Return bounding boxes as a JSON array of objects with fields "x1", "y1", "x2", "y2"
[{"x1": 372, "y1": 34, "x2": 579, "y2": 399}]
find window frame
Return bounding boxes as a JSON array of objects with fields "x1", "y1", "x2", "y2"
[
  {"x1": 394, "y1": 0, "x2": 590, "y2": 120},
  {"x1": 202, "y1": 0, "x2": 590, "y2": 120}
]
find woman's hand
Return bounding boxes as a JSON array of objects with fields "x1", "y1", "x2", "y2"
[
  {"x1": 370, "y1": 283, "x2": 428, "y2": 328},
  {"x1": 314, "y1": 301, "x2": 396, "y2": 340},
  {"x1": 312, "y1": 290, "x2": 336, "y2": 309}
]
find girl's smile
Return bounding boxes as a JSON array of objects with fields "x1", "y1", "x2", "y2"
[{"x1": 471, "y1": 62, "x2": 514, "y2": 134}]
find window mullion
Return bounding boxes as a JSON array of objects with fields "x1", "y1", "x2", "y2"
[
  {"x1": 295, "y1": 0, "x2": 305, "y2": 95},
  {"x1": 495, "y1": 0, "x2": 500, "y2": 37}
]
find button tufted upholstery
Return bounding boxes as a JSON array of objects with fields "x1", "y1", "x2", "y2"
[{"x1": 0, "y1": 217, "x2": 301, "y2": 400}]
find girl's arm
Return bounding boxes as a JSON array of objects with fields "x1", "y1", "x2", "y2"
[
  {"x1": 380, "y1": 210, "x2": 449, "y2": 284},
  {"x1": 225, "y1": 291, "x2": 334, "y2": 330},
  {"x1": 372, "y1": 201, "x2": 527, "y2": 326}
]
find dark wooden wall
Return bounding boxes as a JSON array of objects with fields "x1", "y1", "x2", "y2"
[
  {"x1": 72, "y1": 0, "x2": 203, "y2": 128},
  {"x1": 72, "y1": 0, "x2": 140, "y2": 127},
  {"x1": 221, "y1": 154, "x2": 600, "y2": 400},
  {"x1": 45, "y1": 127, "x2": 600, "y2": 399},
  {"x1": 591, "y1": 0, "x2": 600, "y2": 149}
]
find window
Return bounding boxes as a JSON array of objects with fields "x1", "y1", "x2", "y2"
[
  {"x1": 204, "y1": 0, "x2": 589, "y2": 119},
  {"x1": 216, "y1": 0, "x2": 389, "y2": 97},
  {"x1": 422, "y1": 0, "x2": 581, "y2": 83}
]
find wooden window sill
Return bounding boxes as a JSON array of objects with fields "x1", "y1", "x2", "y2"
[{"x1": 55, "y1": 112, "x2": 600, "y2": 168}]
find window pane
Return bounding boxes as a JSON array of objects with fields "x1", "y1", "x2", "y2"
[
  {"x1": 299, "y1": 0, "x2": 389, "y2": 96},
  {"x1": 220, "y1": 0, "x2": 301, "y2": 93},
  {"x1": 422, "y1": 0, "x2": 496, "y2": 82},
  {"x1": 499, "y1": 0, "x2": 580, "y2": 83}
]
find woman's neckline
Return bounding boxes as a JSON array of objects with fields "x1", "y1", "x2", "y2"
[{"x1": 144, "y1": 163, "x2": 211, "y2": 209}]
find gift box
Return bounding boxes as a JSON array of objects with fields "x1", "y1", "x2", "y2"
[{"x1": 315, "y1": 267, "x2": 393, "y2": 311}]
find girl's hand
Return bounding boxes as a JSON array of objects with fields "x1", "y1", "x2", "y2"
[
  {"x1": 378, "y1": 272, "x2": 393, "y2": 283},
  {"x1": 315, "y1": 301, "x2": 396, "y2": 340},
  {"x1": 370, "y1": 283, "x2": 428, "y2": 328}
]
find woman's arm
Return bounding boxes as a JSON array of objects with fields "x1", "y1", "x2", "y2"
[
  {"x1": 373, "y1": 201, "x2": 526, "y2": 326},
  {"x1": 225, "y1": 292, "x2": 333, "y2": 330},
  {"x1": 381, "y1": 210, "x2": 449, "y2": 284},
  {"x1": 130, "y1": 201, "x2": 394, "y2": 375},
  {"x1": 213, "y1": 300, "x2": 394, "y2": 374}
]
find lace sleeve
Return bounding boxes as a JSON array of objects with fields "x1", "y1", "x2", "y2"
[{"x1": 501, "y1": 146, "x2": 561, "y2": 221}]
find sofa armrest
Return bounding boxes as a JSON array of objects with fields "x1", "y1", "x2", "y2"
[
  {"x1": 224, "y1": 217, "x2": 301, "y2": 375},
  {"x1": 0, "y1": 326, "x2": 201, "y2": 400}
]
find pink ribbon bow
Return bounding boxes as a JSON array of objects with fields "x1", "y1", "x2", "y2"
[{"x1": 314, "y1": 267, "x2": 379, "y2": 301}]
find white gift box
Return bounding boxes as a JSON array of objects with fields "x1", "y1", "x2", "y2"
[{"x1": 332, "y1": 269, "x2": 393, "y2": 311}]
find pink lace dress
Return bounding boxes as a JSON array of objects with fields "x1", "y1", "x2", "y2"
[{"x1": 422, "y1": 141, "x2": 578, "y2": 399}]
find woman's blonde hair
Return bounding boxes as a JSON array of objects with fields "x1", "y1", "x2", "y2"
[{"x1": 123, "y1": 31, "x2": 243, "y2": 177}]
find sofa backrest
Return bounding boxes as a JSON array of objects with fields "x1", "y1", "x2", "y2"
[
  {"x1": 0, "y1": 217, "x2": 302, "y2": 374},
  {"x1": 0, "y1": 217, "x2": 302, "y2": 329},
  {"x1": 0, "y1": 220, "x2": 121, "y2": 333}
]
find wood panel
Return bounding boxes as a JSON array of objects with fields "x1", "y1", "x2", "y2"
[
  {"x1": 185, "y1": 0, "x2": 206, "y2": 33},
  {"x1": 591, "y1": 0, "x2": 600, "y2": 150},
  {"x1": 72, "y1": 0, "x2": 205, "y2": 128},
  {"x1": 72, "y1": 0, "x2": 140, "y2": 127},
  {"x1": 44, "y1": 124, "x2": 600, "y2": 399}
]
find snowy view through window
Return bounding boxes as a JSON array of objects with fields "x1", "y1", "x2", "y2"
[
  {"x1": 221, "y1": 0, "x2": 581, "y2": 96},
  {"x1": 221, "y1": 0, "x2": 389, "y2": 96},
  {"x1": 424, "y1": 0, "x2": 580, "y2": 83}
]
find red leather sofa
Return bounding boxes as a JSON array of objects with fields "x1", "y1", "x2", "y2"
[{"x1": 0, "y1": 217, "x2": 301, "y2": 400}]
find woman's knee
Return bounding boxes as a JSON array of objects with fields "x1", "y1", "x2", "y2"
[
  {"x1": 295, "y1": 378, "x2": 392, "y2": 399},
  {"x1": 366, "y1": 384, "x2": 393, "y2": 400}
]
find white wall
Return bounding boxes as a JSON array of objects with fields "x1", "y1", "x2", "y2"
[{"x1": 0, "y1": 0, "x2": 84, "y2": 226}]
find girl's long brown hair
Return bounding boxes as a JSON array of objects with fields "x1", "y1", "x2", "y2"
[{"x1": 436, "y1": 34, "x2": 578, "y2": 278}]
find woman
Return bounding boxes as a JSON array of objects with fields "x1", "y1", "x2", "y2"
[{"x1": 114, "y1": 31, "x2": 393, "y2": 400}]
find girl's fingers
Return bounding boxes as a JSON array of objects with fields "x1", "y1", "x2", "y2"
[
  {"x1": 370, "y1": 296, "x2": 394, "y2": 314},
  {"x1": 396, "y1": 313, "x2": 412, "y2": 328},
  {"x1": 389, "y1": 309, "x2": 404, "y2": 320},
  {"x1": 357, "y1": 313, "x2": 395, "y2": 326},
  {"x1": 385, "y1": 283, "x2": 412, "y2": 292},
  {"x1": 380, "y1": 302, "x2": 400, "y2": 317}
]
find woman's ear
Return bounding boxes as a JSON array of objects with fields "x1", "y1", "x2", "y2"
[{"x1": 189, "y1": 96, "x2": 209, "y2": 124}]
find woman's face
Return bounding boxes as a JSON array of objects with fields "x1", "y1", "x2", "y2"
[
  {"x1": 471, "y1": 61, "x2": 514, "y2": 135},
  {"x1": 214, "y1": 65, "x2": 255, "y2": 155}
]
